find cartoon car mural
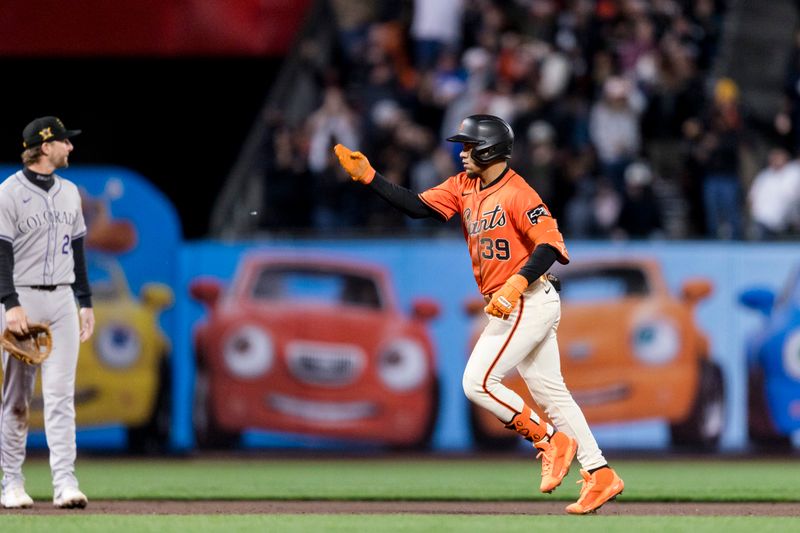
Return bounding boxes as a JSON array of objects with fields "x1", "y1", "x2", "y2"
[
  {"x1": 30, "y1": 255, "x2": 174, "y2": 452},
  {"x1": 190, "y1": 254, "x2": 441, "y2": 448},
  {"x1": 466, "y1": 258, "x2": 724, "y2": 450},
  {"x1": 739, "y1": 267, "x2": 800, "y2": 448}
]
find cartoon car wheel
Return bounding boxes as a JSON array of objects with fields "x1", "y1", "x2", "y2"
[
  {"x1": 128, "y1": 356, "x2": 172, "y2": 453},
  {"x1": 747, "y1": 366, "x2": 792, "y2": 450},
  {"x1": 669, "y1": 359, "x2": 724, "y2": 450},
  {"x1": 193, "y1": 356, "x2": 241, "y2": 449},
  {"x1": 395, "y1": 376, "x2": 440, "y2": 451}
]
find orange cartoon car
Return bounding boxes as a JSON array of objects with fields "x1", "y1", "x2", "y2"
[
  {"x1": 466, "y1": 258, "x2": 724, "y2": 450},
  {"x1": 190, "y1": 254, "x2": 440, "y2": 448}
]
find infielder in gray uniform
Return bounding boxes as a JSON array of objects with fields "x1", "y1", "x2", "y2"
[{"x1": 0, "y1": 117, "x2": 94, "y2": 509}]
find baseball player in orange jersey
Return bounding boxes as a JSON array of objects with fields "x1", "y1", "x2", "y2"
[{"x1": 334, "y1": 114, "x2": 624, "y2": 514}]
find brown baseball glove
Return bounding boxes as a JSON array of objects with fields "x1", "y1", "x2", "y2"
[{"x1": 1, "y1": 323, "x2": 53, "y2": 365}]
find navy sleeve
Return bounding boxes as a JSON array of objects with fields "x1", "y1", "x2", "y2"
[
  {"x1": 369, "y1": 173, "x2": 444, "y2": 220},
  {"x1": 71, "y1": 236, "x2": 92, "y2": 308},
  {"x1": 0, "y1": 240, "x2": 19, "y2": 309},
  {"x1": 517, "y1": 244, "x2": 558, "y2": 285}
]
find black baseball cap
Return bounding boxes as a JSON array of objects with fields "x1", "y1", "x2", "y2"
[{"x1": 22, "y1": 116, "x2": 81, "y2": 149}]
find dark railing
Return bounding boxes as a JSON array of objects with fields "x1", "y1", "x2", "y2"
[{"x1": 210, "y1": 0, "x2": 335, "y2": 238}]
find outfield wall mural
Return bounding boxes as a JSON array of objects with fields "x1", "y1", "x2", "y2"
[
  {"x1": 1, "y1": 165, "x2": 797, "y2": 454},
  {"x1": 175, "y1": 239, "x2": 800, "y2": 453}
]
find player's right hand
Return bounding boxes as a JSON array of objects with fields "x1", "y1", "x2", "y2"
[
  {"x1": 79, "y1": 307, "x2": 95, "y2": 343},
  {"x1": 333, "y1": 144, "x2": 376, "y2": 184},
  {"x1": 484, "y1": 274, "x2": 529, "y2": 319},
  {"x1": 5, "y1": 306, "x2": 29, "y2": 335}
]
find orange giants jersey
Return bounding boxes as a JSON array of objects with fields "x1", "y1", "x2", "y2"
[{"x1": 419, "y1": 167, "x2": 569, "y2": 295}]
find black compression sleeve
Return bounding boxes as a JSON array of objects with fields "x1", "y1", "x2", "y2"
[
  {"x1": 0, "y1": 240, "x2": 19, "y2": 309},
  {"x1": 517, "y1": 244, "x2": 558, "y2": 284},
  {"x1": 369, "y1": 173, "x2": 444, "y2": 220},
  {"x1": 71, "y1": 236, "x2": 92, "y2": 308}
]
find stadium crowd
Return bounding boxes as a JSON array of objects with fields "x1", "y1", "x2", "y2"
[{"x1": 261, "y1": 0, "x2": 800, "y2": 240}]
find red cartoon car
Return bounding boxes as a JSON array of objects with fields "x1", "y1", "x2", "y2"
[{"x1": 190, "y1": 254, "x2": 440, "y2": 448}]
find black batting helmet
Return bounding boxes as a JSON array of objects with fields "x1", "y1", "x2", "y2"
[{"x1": 446, "y1": 114, "x2": 514, "y2": 164}]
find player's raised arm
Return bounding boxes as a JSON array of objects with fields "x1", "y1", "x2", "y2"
[{"x1": 333, "y1": 144, "x2": 443, "y2": 220}]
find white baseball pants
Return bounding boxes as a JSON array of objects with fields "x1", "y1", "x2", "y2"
[{"x1": 462, "y1": 278, "x2": 607, "y2": 470}]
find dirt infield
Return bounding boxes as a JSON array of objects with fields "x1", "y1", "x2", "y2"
[{"x1": 2, "y1": 501, "x2": 797, "y2": 516}]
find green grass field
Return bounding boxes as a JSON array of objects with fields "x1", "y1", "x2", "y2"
[
  {"x1": 1, "y1": 515, "x2": 798, "y2": 533},
  {"x1": 0, "y1": 456, "x2": 797, "y2": 531}
]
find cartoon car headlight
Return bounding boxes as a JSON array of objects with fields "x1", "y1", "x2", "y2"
[
  {"x1": 96, "y1": 323, "x2": 141, "y2": 369},
  {"x1": 782, "y1": 329, "x2": 800, "y2": 381},
  {"x1": 378, "y1": 339, "x2": 428, "y2": 391},
  {"x1": 632, "y1": 319, "x2": 680, "y2": 365},
  {"x1": 223, "y1": 325, "x2": 274, "y2": 379}
]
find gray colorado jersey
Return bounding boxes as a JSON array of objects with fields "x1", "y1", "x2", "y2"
[{"x1": 0, "y1": 171, "x2": 86, "y2": 287}]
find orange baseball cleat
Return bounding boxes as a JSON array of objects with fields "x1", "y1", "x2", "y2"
[
  {"x1": 565, "y1": 467, "x2": 624, "y2": 514},
  {"x1": 535, "y1": 431, "x2": 577, "y2": 493}
]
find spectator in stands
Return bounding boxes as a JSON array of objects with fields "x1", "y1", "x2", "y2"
[
  {"x1": 562, "y1": 155, "x2": 597, "y2": 238},
  {"x1": 330, "y1": 0, "x2": 377, "y2": 66},
  {"x1": 747, "y1": 146, "x2": 800, "y2": 240},
  {"x1": 308, "y1": 86, "x2": 359, "y2": 171},
  {"x1": 778, "y1": 29, "x2": 800, "y2": 151},
  {"x1": 691, "y1": 78, "x2": 745, "y2": 240},
  {"x1": 641, "y1": 31, "x2": 705, "y2": 184},
  {"x1": 262, "y1": 125, "x2": 313, "y2": 231},
  {"x1": 512, "y1": 120, "x2": 563, "y2": 211},
  {"x1": 279, "y1": 0, "x2": 730, "y2": 238},
  {"x1": 679, "y1": 114, "x2": 709, "y2": 236},
  {"x1": 410, "y1": 0, "x2": 465, "y2": 71},
  {"x1": 362, "y1": 100, "x2": 437, "y2": 231},
  {"x1": 689, "y1": 0, "x2": 724, "y2": 71},
  {"x1": 616, "y1": 161, "x2": 664, "y2": 239},
  {"x1": 616, "y1": 16, "x2": 657, "y2": 83},
  {"x1": 589, "y1": 76, "x2": 645, "y2": 193},
  {"x1": 306, "y1": 86, "x2": 362, "y2": 230},
  {"x1": 592, "y1": 177, "x2": 623, "y2": 238},
  {"x1": 410, "y1": 146, "x2": 457, "y2": 194},
  {"x1": 564, "y1": 174, "x2": 622, "y2": 239}
]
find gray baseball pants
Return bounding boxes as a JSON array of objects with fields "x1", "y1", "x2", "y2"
[{"x1": 1, "y1": 286, "x2": 80, "y2": 493}]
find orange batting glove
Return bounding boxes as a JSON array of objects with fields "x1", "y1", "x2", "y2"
[
  {"x1": 333, "y1": 144, "x2": 376, "y2": 184},
  {"x1": 484, "y1": 274, "x2": 529, "y2": 318}
]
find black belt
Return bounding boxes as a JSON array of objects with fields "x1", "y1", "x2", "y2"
[{"x1": 27, "y1": 285, "x2": 59, "y2": 291}]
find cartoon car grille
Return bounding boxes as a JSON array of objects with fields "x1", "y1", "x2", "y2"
[{"x1": 285, "y1": 341, "x2": 366, "y2": 386}]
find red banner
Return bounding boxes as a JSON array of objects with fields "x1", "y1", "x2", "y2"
[{"x1": 0, "y1": 0, "x2": 312, "y2": 56}]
